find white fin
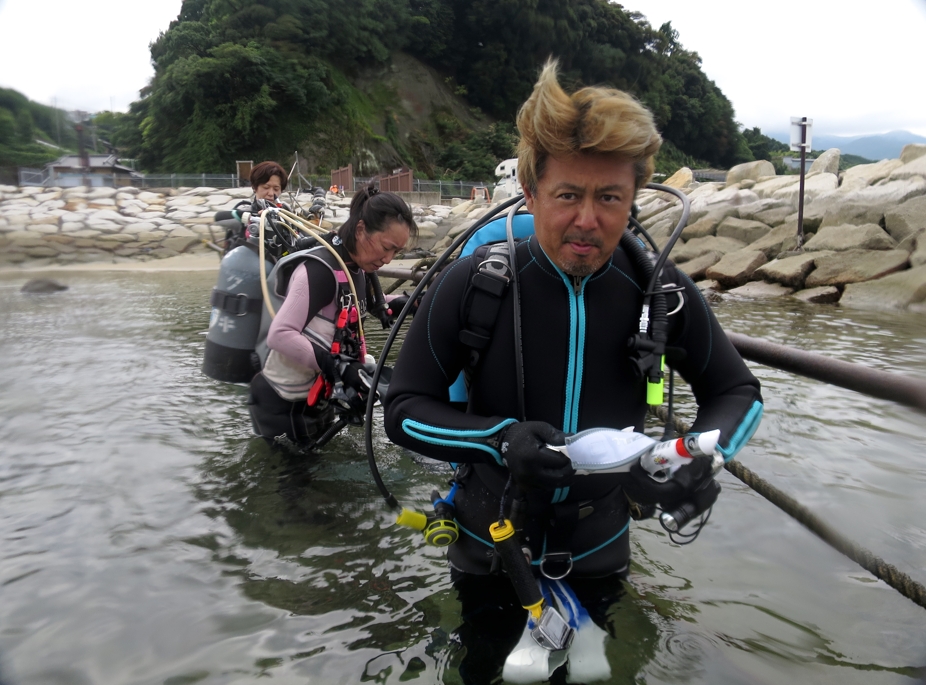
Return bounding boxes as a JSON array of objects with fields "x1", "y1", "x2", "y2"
[
  {"x1": 502, "y1": 614, "x2": 566, "y2": 684},
  {"x1": 564, "y1": 615, "x2": 611, "y2": 683}
]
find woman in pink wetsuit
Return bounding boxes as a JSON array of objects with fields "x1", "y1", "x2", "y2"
[{"x1": 248, "y1": 185, "x2": 418, "y2": 448}]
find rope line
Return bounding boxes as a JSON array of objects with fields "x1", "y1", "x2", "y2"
[{"x1": 648, "y1": 405, "x2": 926, "y2": 610}]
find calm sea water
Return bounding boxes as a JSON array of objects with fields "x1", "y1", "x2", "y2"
[{"x1": 1, "y1": 269, "x2": 925, "y2": 685}]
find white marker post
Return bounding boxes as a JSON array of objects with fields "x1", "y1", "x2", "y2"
[{"x1": 789, "y1": 117, "x2": 813, "y2": 249}]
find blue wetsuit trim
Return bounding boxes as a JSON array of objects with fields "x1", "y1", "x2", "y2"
[
  {"x1": 531, "y1": 521, "x2": 630, "y2": 565},
  {"x1": 545, "y1": 255, "x2": 589, "y2": 433},
  {"x1": 458, "y1": 521, "x2": 493, "y2": 547},
  {"x1": 719, "y1": 400, "x2": 764, "y2": 461},
  {"x1": 458, "y1": 519, "x2": 631, "y2": 561},
  {"x1": 401, "y1": 417, "x2": 517, "y2": 464}
]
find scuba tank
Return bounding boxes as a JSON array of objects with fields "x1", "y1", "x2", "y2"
[
  {"x1": 203, "y1": 200, "x2": 299, "y2": 383},
  {"x1": 202, "y1": 244, "x2": 273, "y2": 383}
]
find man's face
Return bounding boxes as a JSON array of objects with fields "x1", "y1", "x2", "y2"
[{"x1": 523, "y1": 153, "x2": 636, "y2": 276}]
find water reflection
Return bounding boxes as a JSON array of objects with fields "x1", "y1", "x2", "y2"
[{"x1": 2, "y1": 271, "x2": 926, "y2": 684}]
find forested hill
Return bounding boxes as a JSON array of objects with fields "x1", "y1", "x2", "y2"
[{"x1": 112, "y1": 0, "x2": 755, "y2": 179}]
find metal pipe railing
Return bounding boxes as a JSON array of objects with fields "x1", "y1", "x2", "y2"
[{"x1": 727, "y1": 332, "x2": 926, "y2": 415}]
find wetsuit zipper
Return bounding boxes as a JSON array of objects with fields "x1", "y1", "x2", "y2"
[{"x1": 563, "y1": 274, "x2": 588, "y2": 432}]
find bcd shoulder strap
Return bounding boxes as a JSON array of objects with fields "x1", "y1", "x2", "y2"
[{"x1": 459, "y1": 242, "x2": 514, "y2": 387}]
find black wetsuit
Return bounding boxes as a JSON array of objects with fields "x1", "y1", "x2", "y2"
[{"x1": 384, "y1": 234, "x2": 763, "y2": 578}]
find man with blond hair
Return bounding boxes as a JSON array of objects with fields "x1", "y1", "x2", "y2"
[{"x1": 384, "y1": 61, "x2": 762, "y2": 676}]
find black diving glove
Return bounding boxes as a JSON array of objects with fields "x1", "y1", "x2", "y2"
[
  {"x1": 498, "y1": 421, "x2": 574, "y2": 490},
  {"x1": 387, "y1": 293, "x2": 418, "y2": 319},
  {"x1": 311, "y1": 343, "x2": 339, "y2": 385},
  {"x1": 339, "y1": 360, "x2": 370, "y2": 393},
  {"x1": 620, "y1": 456, "x2": 718, "y2": 511}
]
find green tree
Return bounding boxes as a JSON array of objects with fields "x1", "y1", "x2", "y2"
[
  {"x1": 0, "y1": 107, "x2": 16, "y2": 145},
  {"x1": 120, "y1": 0, "x2": 755, "y2": 174},
  {"x1": 15, "y1": 109, "x2": 34, "y2": 144}
]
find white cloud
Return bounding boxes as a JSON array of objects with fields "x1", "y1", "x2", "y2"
[
  {"x1": 1, "y1": 0, "x2": 923, "y2": 139},
  {"x1": 0, "y1": 0, "x2": 181, "y2": 112},
  {"x1": 627, "y1": 0, "x2": 926, "y2": 137}
]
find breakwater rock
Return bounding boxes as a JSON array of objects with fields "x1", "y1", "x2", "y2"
[
  {"x1": 635, "y1": 144, "x2": 926, "y2": 312},
  {"x1": 0, "y1": 185, "x2": 456, "y2": 269}
]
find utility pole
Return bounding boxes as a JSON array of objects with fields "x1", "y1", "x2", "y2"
[
  {"x1": 77, "y1": 116, "x2": 90, "y2": 187},
  {"x1": 789, "y1": 116, "x2": 813, "y2": 251},
  {"x1": 54, "y1": 97, "x2": 60, "y2": 146}
]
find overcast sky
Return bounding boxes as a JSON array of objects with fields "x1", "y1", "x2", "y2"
[
  {"x1": 1, "y1": 0, "x2": 924, "y2": 139},
  {"x1": 628, "y1": 0, "x2": 926, "y2": 138}
]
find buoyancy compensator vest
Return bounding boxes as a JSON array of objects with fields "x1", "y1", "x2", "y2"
[
  {"x1": 202, "y1": 244, "x2": 274, "y2": 383},
  {"x1": 253, "y1": 242, "x2": 368, "y2": 401}
]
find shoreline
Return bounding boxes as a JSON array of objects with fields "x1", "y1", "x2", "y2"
[{"x1": 0, "y1": 251, "x2": 222, "y2": 276}]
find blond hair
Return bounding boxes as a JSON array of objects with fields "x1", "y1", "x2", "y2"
[{"x1": 516, "y1": 60, "x2": 662, "y2": 193}]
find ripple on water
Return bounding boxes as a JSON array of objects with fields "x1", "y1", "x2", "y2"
[{"x1": 2, "y1": 272, "x2": 926, "y2": 684}]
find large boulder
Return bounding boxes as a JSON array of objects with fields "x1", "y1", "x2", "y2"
[
  {"x1": 910, "y1": 232, "x2": 926, "y2": 267},
  {"x1": 754, "y1": 251, "x2": 827, "y2": 288},
  {"x1": 726, "y1": 281, "x2": 794, "y2": 298},
  {"x1": 889, "y1": 154, "x2": 926, "y2": 181},
  {"x1": 819, "y1": 202, "x2": 889, "y2": 229},
  {"x1": 839, "y1": 159, "x2": 903, "y2": 190},
  {"x1": 671, "y1": 235, "x2": 747, "y2": 263},
  {"x1": 647, "y1": 208, "x2": 682, "y2": 232},
  {"x1": 840, "y1": 264, "x2": 926, "y2": 310},
  {"x1": 663, "y1": 167, "x2": 694, "y2": 189},
  {"x1": 843, "y1": 177, "x2": 926, "y2": 206},
  {"x1": 686, "y1": 203, "x2": 740, "y2": 226},
  {"x1": 744, "y1": 204, "x2": 793, "y2": 226},
  {"x1": 883, "y1": 195, "x2": 926, "y2": 242},
  {"x1": 793, "y1": 285, "x2": 841, "y2": 304},
  {"x1": 681, "y1": 216, "x2": 720, "y2": 240},
  {"x1": 637, "y1": 198, "x2": 673, "y2": 223},
  {"x1": 751, "y1": 175, "x2": 800, "y2": 199},
  {"x1": 771, "y1": 172, "x2": 839, "y2": 205},
  {"x1": 748, "y1": 223, "x2": 805, "y2": 258},
  {"x1": 733, "y1": 198, "x2": 788, "y2": 219},
  {"x1": 676, "y1": 250, "x2": 723, "y2": 280},
  {"x1": 701, "y1": 187, "x2": 761, "y2": 208},
  {"x1": 805, "y1": 249, "x2": 910, "y2": 287},
  {"x1": 686, "y1": 182, "x2": 724, "y2": 202},
  {"x1": 809, "y1": 149, "x2": 840, "y2": 175},
  {"x1": 705, "y1": 249, "x2": 768, "y2": 288},
  {"x1": 716, "y1": 216, "x2": 772, "y2": 244},
  {"x1": 900, "y1": 144, "x2": 926, "y2": 164},
  {"x1": 803, "y1": 223, "x2": 896, "y2": 251},
  {"x1": 726, "y1": 160, "x2": 776, "y2": 185}
]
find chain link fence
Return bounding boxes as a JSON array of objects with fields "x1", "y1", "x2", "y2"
[
  {"x1": 355, "y1": 177, "x2": 492, "y2": 199},
  {"x1": 13, "y1": 166, "x2": 495, "y2": 198}
]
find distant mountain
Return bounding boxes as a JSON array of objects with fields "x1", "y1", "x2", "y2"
[{"x1": 769, "y1": 130, "x2": 926, "y2": 162}]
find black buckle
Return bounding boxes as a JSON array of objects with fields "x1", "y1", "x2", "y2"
[
  {"x1": 539, "y1": 552, "x2": 573, "y2": 580},
  {"x1": 210, "y1": 289, "x2": 251, "y2": 316}
]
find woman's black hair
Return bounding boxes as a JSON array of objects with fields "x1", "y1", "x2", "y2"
[{"x1": 338, "y1": 183, "x2": 418, "y2": 254}]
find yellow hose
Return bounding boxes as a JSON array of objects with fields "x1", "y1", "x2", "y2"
[{"x1": 256, "y1": 209, "x2": 365, "y2": 343}]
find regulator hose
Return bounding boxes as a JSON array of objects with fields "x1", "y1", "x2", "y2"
[{"x1": 364, "y1": 195, "x2": 526, "y2": 508}]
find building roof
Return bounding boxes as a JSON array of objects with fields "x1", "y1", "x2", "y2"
[{"x1": 47, "y1": 154, "x2": 138, "y2": 175}]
